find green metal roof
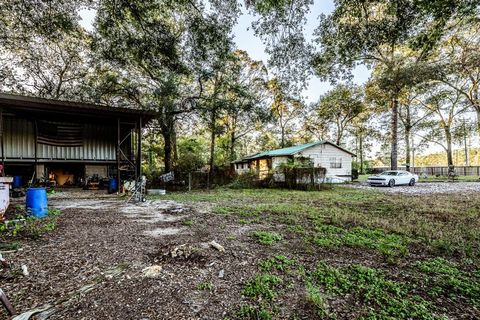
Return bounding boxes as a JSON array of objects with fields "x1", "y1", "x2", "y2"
[
  {"x1": 243, "y1": 141, "x2": 356, "y2": 161},
  {"x1": 245, "y1": 141, "x2": 324, "y2": 160}
]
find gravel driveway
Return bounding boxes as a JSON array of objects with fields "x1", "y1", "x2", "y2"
[{"x1": 346, "y1": 182, "x2": 480, "y2": 195}]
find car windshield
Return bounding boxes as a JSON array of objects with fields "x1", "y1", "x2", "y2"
[{"x1": 381, "y1": 171, "x2": 398, "y2": 176}]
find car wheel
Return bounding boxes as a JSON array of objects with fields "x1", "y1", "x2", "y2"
[
  {"x1": 388, "y1": 179, "x2": 395, "y2": 188},
  {"x1": 409, "y1": 178, "x2": 416, "y2": 186}
]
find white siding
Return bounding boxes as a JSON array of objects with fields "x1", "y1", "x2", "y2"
[
  {"x1": 272, "y1": 156, "x2": 289, "y2": 168},
  {"x1": 297, "y1": 144, "x2": 353, "y2": 180},
  {"x1": 234, "y1": 162, "x2": 250, "y2": 174}
]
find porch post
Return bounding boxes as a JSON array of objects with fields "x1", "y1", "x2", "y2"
[
  {"x1": 116, "y1": 118, "x2": 121, "y2": 192},
  {"x1": 0, "y1": 108, "x2": 4, "y2": 168},
  {"x1": 137, "y1": 117, "x2": 142, "y2": 178},
  {"x1": 34, "y1": 120, "x2": 38, "y2": 180}
]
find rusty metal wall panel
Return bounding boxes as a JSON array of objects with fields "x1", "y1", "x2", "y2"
[
  {"x1": 3, "y1": 117, "x2": 116, "y2": 161},
  {"x1": 3, "y1": 117, "x2": 35, "y2": 159}
]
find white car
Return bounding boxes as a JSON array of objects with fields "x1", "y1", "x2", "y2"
[{"x1": 367, "y1": 170, "x2": 419, "y2": 187}]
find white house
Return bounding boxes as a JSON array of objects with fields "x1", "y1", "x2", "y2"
[{"x1": 232, "y1": 141, "x2": 356, "y2": 181}]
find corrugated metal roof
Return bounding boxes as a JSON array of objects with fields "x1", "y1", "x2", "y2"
[
  {"x1": 244, "y1": 141, "x2": 356, "y2": 160},
  {"x1": 0, "y1": 93, "x2": 158, "y2": 120},
  {"x1": 245, "y1": 142, "x2": 322, "y2": 159}
]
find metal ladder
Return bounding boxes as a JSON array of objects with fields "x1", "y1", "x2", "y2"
[{"x1": 127, "y1": 176, "x2": 146, "y2": 203}]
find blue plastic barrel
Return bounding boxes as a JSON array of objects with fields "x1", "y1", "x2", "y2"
[
  {"x1": 13, "y1": 176, "x2": 22, "y2": 188},
  {"x1": 26, "y1": 188, "x2": 48, "y2": 218},
  {"x1": 108, "y1": 178, "x2": 118, "y2": 193}
]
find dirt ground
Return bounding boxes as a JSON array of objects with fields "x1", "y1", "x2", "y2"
[
  {"x1": 1, "y1": 187, "x2": 479, "y2": 319},
  {"x1": 0, "y1": 190, "x2": 287, "y2": 319},
  {"x1": 347, "y1": 181, "x2": 480, "y2": 194}
]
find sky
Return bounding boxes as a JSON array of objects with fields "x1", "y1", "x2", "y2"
[
  {"x1": 231, "y1": 0, "x2": 370, "y2": 103},
  {"x1": 79, "y1": 0, "x2": 371, "y2": 104}
]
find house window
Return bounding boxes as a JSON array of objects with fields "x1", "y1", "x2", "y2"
[{"x1": 329, "y1": 157, "x2": 342, "y2": 168}]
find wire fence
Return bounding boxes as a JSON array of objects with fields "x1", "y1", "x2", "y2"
[{"x1": 371, "y1": 166, "x2": 480, "y2": 176}]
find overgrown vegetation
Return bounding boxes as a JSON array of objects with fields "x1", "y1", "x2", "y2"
[
  {"x1": 0, "y1": 207, "x2": 61, "y2": 240},
  {"x1": 162, "y1": 187, "x2": 480, "y2": 261},
  {"x1": 160, "y1": 187, "x2": 480, "y2": 319}
]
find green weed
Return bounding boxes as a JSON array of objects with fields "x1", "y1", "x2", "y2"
[
  {"x1": 252, "y1": 231, "x2": 282, "y2": 245},
  {"x1": 416, "y1": 258, "x2": 480, "y2": 306},
  {"x1": 305, "y1": 282, "x2": 329, "y2": 317},
  {"x1": 233, "y1": 304, "x2": 272, "y2": 320},
  {"x1": 258, "y1": 255, "x2": 296, "y2": 272},
  {"x1": 182, "y1": 219, "x2": 194, "y2": 226},
  {"x1": 197, "y1": 281, "x2": 213, "y2": 291},
  {"x1": 309, "y1": 225, "x2": 409, "y2": 263},
  {"x1": 243, "y1": 274, "x2": 282, "y2": 301},
  {"x1": 310, "y1": 263, "x2": 437, "y2": 319}
]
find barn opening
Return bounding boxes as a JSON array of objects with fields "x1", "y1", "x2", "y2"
[{"x1": 0, "y1": 93, "x2": 156, "y2": 190}]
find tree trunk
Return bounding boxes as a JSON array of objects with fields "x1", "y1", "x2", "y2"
[
  {"x1": 163, "y1": 129, "x2": 173, "y2": 173},
  {"x1": 280, "y1": 125, "x2": 285, "y2": 148},
  {"x1": 405, "y1": 127, "x2": 411, "y2": 172},
  {"x1": 230, "y1": 129, "x2": 236, "y2": 162},
  {"x1": 390, "y1": 98, "x2": 399, "y2": 170},
  {"x1": 476, "y1": 108, "x2": 480, "y2": 132},
  {"x1": 359, "y1": 131, "x2": 364, "y2": 174},
  {"x1": 445, "y1": 128, "x2": 453, "y2": 167},
  {"x1": 336, "y1": 133, "x2": 342, "y2": 146},
  {"x1": 208, "y1": 110, "x2": 217, "y2": 188},
  {"x1": 473, "y1": 89, "x2": 480, "y2": 131},
  {"x1": 161, "y1": 112, "x2": 175, "y2": 173},
  {"x1": 172, "y1": 125, "x2": 178, "y2": 165}
]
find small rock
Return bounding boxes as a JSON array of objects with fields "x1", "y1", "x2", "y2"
[
  {"x1": 142, "y1": 265, "x2": 163, "y2": 278},
  {"x1": 21, "y1": 264, "x2": 29, "y2": 276},
  {"x1": 210, "y1": 240, "x2": 225, "y2": 252},
  {"x1": 218, "y1": 269, "x2": 224, "y2": 278}
]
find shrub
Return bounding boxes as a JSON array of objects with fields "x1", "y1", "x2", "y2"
[{"x1": 230, "y1": 171, "x2": 258, "y2": 189}]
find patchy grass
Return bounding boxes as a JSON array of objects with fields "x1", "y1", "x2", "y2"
[
  {"x1": 258, "y1": 256, "x2": 296, "y2": 273},
  {"x1": 414, "y1": 257, "x2": 480, "y2": 307},
  {"x1": 310, "y1": 263, "x2": 437, "y2": 319},
  {"x1": 243, "y1": 274, "x2": 283, "y2": 301},
  {"x1": 160, "y1": 187, "x2": 480, "y2": 260},
  {"x1": 308, "y1": 225, "x2": 409, "y2": 263},
  {"x1": 252, "y1": 231, "x2": 282, "y2": 245},
  {"x1": 154, "y1": 187, "x2": 480, "y2": 318}
]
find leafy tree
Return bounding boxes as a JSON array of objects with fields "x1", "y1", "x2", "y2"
[
  {"x1": 312, "y1": 84, "x2": 365, "y2": 146},
  {"x1": 0, "y1": 0, "x2": 91, "y2": 98},
  {"x1": 176, "y1": 137, "x2": 208, "y2": 172},
  {"x1": 12, "y1": 29, "x2": 90, "y2": 98},
  {"x1": 398, "y1": 89, "x2": 434, "y2": 171},
  {"x1": 313, "y1": 0, "x2": 478, "y2": 170},
  {"x1": 247, "y1": 0, "x2": 313, "y2": 93},
  {"x1": 349, "y1": 109, "x2": 379, "y2": 174},
  {"x1": 268, "y1": 79, "x2": 305, "y2": 147},
  {"x1": 92, "y1": 0, "x2": 234, "y2": 173},
  {"x1": 301, "y1": 105, "x2": 331, "y2": 143},
  {"x1": 219, "y1": 50, "x2": 270, "y2": 162},
  {"x1": 433, "y1": 20, "x2": 480, "y2": 130},
  {"x1": 417, "y1": 86, "x2": 469, "y2": 166}
]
